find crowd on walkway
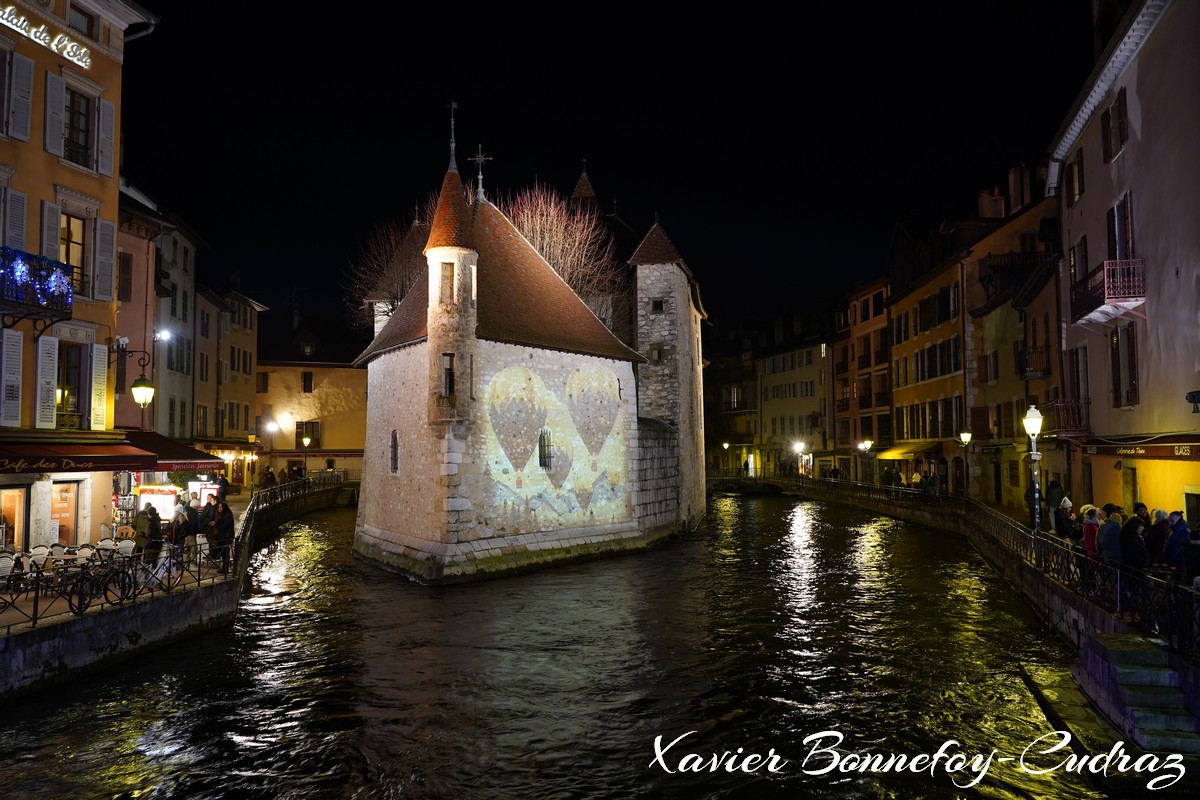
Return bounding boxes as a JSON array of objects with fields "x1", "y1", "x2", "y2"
[
  {"x1": 127, "y1": 475, "x2": 235, "y2": 575},
  {"x1": 1030, "y1": 478, "x2": 1200, "y2": 592}
]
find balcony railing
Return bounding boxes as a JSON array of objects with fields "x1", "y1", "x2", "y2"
[
  {"x1": 857, "y1": 394, "x2": 872, "y2": 410},
  {"x1": 873, "y1": 349, "x2": 887, "y2": 366},
  {"x1": 835, "y1": 398, "x2": 850, "y2": 413},
  {"x1": 874, "y1": 390, "x2": 890, "y2": 407},
  {"x1": 0, "y1": 247, "x2": 74, "y2": 323},
  {"x1": 1038, "y1": 398, "x2": 1090, "y2": 437},
  {"x1": 857, "y1": 354, "x2": 870, "y2": 369},
  {"x1": 720, "y1": 400, "x2": 757, "y2": 413},
  {"x1": 835, "y1": 360, "x2": 849, "y2": 375},
  {"x1": 1020, "y1": 345, "x2": 1051, "y2": 380},
  {"x1": 1070, "y1": 258, "x2": 1145, "y2": 325}
]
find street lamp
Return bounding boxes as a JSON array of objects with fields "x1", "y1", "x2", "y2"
[
  {"x1": 858, "y1": 440, "x2": 873, "y2": 483},
  {"x1": 793, "y1": 441, "x2": 805, "y2": 479},
  {"x1": 109, "y1": 347, "x2": 156, "y2": 429},
  {"x1": 1022, "y1": 405, "x2": 1044, "y2": 568},
  {"x1": 302, "y1": 434, "x2": 312, "y2": 480},
  {"x1": 958, "y1": 430, "x2": 972, "y2": 497}
]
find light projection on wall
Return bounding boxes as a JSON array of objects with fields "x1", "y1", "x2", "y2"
[{"x1": 484, "y1": 364, "x2": 630, "y2": 528}]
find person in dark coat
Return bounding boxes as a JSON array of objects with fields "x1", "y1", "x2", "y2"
[
  {"x1": 142, "y1": 505, "x2": 163, "y2": 565},
  {"x1": 211, "y1": 500, "x2": 235, "y2": 575},
  {"x1": 1145, "y1": 509, "x2": 1171, "y2": 565},
  {"x1": 215, "y1": 474, "x2": 230, "y2": 503}
]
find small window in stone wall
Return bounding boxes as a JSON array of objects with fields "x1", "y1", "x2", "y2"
[
  {"x1": 651, "y1": 298, "x2": 665, "y2": 313},
  {"x1": 649, "y1": 345, "x2": 663, "y2": 364},
  {"x1": 538, "y1": 429, "x2": 552, "y2": 469},
  {"x1": 390, "y1": 430, "x2": 399, "y2": 474}
]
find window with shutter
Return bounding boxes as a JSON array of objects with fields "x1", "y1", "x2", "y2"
[
  {"x1": 1101, "y1": 107, "x2": 1113, "y2": 163},
  {"x1": 117, "y1": 252, "x2": 133, "y2": 301}
]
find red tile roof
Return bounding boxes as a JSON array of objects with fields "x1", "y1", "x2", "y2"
[
  {"x1": 356, "y1": 168, "x2": 644, "y2": 366},
  {"x1": 630, "y1": 223, "x2": 709, "y2": 321}
]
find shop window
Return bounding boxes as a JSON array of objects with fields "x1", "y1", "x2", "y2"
[{"x1": 0, "y1": 486, "x2": 27, "y2": 551}]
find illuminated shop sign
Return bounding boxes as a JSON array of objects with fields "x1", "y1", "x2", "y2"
[
  {"x1": 0, "y1": 6, "x2": 92, "y2": 69},
  {"x1": 1083, "y1": 444, "x2": 1196, "y2": 459}
]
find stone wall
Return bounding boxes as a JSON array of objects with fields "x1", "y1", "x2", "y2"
[{"x1": 634, "y1": 418, "x2": 681, "y2": 534}]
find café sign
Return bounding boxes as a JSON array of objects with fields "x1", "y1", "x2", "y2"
[
  {"x1": 0, "y1": 6, "x2": 92, "y2": 68},
  {"x1": 1083, "y1": 443, "x2": 1197, "y2": 460}
]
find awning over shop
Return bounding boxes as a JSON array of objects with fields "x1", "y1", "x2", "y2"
[
  {"x1": 874, "y1": 440, "x2": 945, "y2": 460},
  {"x1": 120, "y1": 430, "x2": 226, "y2": 471},
  {"x1": 0, "y1": 442, "x2": 158, "y2": 474}
]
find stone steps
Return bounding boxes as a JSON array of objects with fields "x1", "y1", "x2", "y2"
[{"x1": 1074, "y1": 633, "x2": 1200, "y2": 756}]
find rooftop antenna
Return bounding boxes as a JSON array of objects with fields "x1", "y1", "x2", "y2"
[
  {"x1": 471, "y1": 144, "x2": 492, "y2": 202},
  {"x1": 447, "y1": 99, "x2": 458, "y2": 173}
]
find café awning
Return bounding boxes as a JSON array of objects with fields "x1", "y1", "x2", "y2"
[
  {"x1": 120, "y1": 430, "x2": 225, "y2": 471},
  {"x1": 874, "y1": 440, "x2": 945, "y2": 460},
  {"x1": 0, "y1": 442, "x2": 157, "y2": 474}
]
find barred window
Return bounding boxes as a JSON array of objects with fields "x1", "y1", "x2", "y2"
[{"x1": 538, "y1": 429, "x2": 552, "y2": 469}]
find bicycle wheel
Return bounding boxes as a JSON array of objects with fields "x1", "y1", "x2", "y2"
[
  {"x1": 104, "y1": 569, "x2": 133, "y2": 604},
  {"x1": 67, "y1": 573, "x2": 97, "y2": 614}
]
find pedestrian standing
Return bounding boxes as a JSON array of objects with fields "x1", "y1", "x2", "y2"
[{"x1": 212, "y1": 500, "x2": 235, "y2": 575}]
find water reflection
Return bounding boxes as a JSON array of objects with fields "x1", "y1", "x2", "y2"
[{"x1": 0, "y1": 496, "x2": 1116, "y2": 799}]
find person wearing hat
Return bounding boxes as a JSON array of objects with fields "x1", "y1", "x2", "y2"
[
  {"x1": 1163, "y1": 511, "x2": 1191, "y2": 574},
  {"x1": 1146, "y1": 508, "x2": 1171, "y2": 565},
  {"x1": 1054, "y1": 496, "x2": 1078, "y2": 542},
  {"x1": 1097, "y1": 504, "x2": 1124, "y2": 566}
]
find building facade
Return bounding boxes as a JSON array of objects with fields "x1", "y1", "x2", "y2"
[
  {"x1": 0, "y1": 1, "x2": 156, "y2": 550},
  {"x1": 1048, "y1": 0, "x2": 1200, "y2": 519}
]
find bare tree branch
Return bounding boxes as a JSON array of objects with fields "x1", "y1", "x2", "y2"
[
  {"x1": 498, "y1": 183, "x2": 623, "y2": 327},
  {"x1": 341, "y1": 193, "x2": 438, "y2": 328}
]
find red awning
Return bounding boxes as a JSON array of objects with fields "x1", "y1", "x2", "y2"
[
  {"x1": 120, "y1": 430, "x2": 225, "y2": 471},
  {"x1": 0, "y1": 442, "x2": 158, "y2": 474}
]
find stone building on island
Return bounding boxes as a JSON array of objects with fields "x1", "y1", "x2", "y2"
[{"x1": 352, "y1": 141, "x2": 706, "y2": 583}]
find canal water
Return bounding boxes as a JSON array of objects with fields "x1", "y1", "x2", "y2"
[{"x1": 0, "y1": 495, "x2": 1117, "y2": 799}]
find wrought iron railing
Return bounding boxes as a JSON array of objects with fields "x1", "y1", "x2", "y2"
[
  {"x1": 736, "y1": 474, "x2": 1200, "y2": 659},
  {"x1": 0, "y1": 247, "x2": 74, "y2": 317},
  {"x1": 1070, "y1": 258, "x2": 1145, "y2": 322}
]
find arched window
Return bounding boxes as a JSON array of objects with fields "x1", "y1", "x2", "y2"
[
  {"x1": 538, "y1": 429, "x2": 552, "y2": 469},
  {"x1": 390, "y1": 430, "x2": 399, "y2": 474}
]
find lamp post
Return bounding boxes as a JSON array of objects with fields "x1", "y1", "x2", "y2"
[
  {"x1": 265, "y1": 421, "x2": 279, "y2": 474},
  {"x1": 958, "y1": 430, "x2": 972, "y2": 498},
  {"x1": 722, "y1": 442, "x2": 729, "y2": 476},
  {"x1": 1022, "y1": 405, "x2": 1044, "y2": 568},
  {"x1": 793, "y1": 441, "x2": 805, "y2": 480},
  {"x1": 858, "y1": 439, "x2": 873, "y2": 483},
  {"x1": 109, "y1": 347, "x2": 156, "y2": 429},
  {"x1": 302, "y1": 435, "x2": 311, "y2": 480}
]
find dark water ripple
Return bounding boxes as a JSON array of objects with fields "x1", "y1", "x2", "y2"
[{"x1": 0, "y1": 496, "x2": 1121, "y2": 799}]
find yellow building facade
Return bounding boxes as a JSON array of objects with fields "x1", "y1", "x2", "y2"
[{"x1": 0, "y1": 2, "x2": 155, "y2": 550}]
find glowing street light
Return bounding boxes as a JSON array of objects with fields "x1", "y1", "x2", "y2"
[
  {"x1": 302, "y1": 434, "x2": 311, "y2": 479},
  {"x1": 959, "y1": 430, "x2": 972, "y2": 498},
  {"x1": 1022, "y1": 405, "x2": 1044, "y2": 568}
]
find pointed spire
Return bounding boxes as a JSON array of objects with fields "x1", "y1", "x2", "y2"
[
  {"x1": 447, "y1": 99, "x2": 459, "y2": 174},
  {"x1": 471, "y1": 144, "x2": 492, "y2": 203}
]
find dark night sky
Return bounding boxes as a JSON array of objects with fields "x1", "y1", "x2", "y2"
[{"x1": 119, "y1": 3, "x2": 1097, "y2": 325}]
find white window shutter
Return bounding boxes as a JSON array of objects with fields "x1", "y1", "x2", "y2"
[
  {"x1": 4, "y1": 188, "x2": 26, "y2": 251},
  {"x1": 9, "y1": 53, "x2": 33, "y2": 142},
  {"x1": 35, "y1": 335, "x2": 58, "y2": 430},
  {"x1": 93, "y1": 218, "x2": 115, "y2": 300},
  {"x1": 98, "y1": 99, "x2": 115, "y2": 176},
  {"x1": 41, "y1": 200, "x2": 60, "y2": 260},
  {"x1": 0, "y1": 328, "x2": 23, "y2": 427},
  {"x1": 89, "y1": 344, "x2": 107, "y2": 430},
  {"x1": 44, "y1": 72, "x2": 64, "y2": 158}
]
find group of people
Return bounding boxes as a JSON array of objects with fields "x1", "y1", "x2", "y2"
[
  {"x1": 879, "y1": 466, "x2": 939, "y2": 499},
  {"x1": 131, "y1": 487, "x2": 236, "y2": 575},
  {"x1": 1043, "y1": 480, "x2": 1200, "y2": 589}
]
